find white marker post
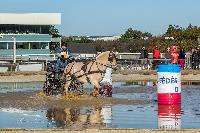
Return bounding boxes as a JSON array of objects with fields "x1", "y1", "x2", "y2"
[{"x1": 100, "y1": 67, "x2": 112, "y2": 97}]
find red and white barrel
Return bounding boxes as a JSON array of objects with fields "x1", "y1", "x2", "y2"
[
  {"x1": 157, "y1": 64, "x2": 181, "y2": 105},
  {"x1": 158, "y1": 104, "x2": 181, "y2": 130}
]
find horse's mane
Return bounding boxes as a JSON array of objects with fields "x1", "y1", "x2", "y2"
[{"x1": 95, "y1": 51, "x2": 110, "y2": 60}]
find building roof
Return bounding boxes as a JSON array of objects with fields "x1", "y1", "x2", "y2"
[
  {"x1": 67, "y1": 43, "x2": 96, "y2": 54},
  {"x1": 0, "y1": 13, "x2": 61, "y2": 25}
]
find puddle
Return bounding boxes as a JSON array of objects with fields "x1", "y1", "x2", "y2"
[
  {"x1": 0, "y1": 81, "x2": 200, "y2": 129},
  {"x1": 0, "y1": 82, "x2": 43, "y2": 93},
  {"x1": 0, "y1": 108, "x2": 47, "y2": 129}
]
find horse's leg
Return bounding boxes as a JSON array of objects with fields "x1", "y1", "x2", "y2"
[
  {"x1": 61, "y1": 74, "x2": 72, "y2": 94},
  {"x1": 64, "y1": 80, "x2": 71, "y2": 91},
  {"x1": 91, "y1": 81, "x2": 101, "y2": 97}
]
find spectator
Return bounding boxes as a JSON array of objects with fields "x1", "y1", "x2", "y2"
[
  {"x1": 191, "y1": 49, "x2": 198, "y2": 69},
  {"x1": 179, "y1": 48, "x2": 186, "y2": 70},
  {"x1": 150, "y1": 45, "x2": 161, "y2": 70},
  {"x1": 170, "y1": 45, "x2": 179, "y2": 64},
  {"x1": 140, "y1": 46, "x2": 148, "y2": 59},
  {"x1": 165, "y1": 47, "x2": 171, "y2": 64},
  {"x1": 197, "y1": 47, "x2": 200, "y2": 69},
  {"x1": 139, "y1": 46, "x2": 148, "y2": 69}
]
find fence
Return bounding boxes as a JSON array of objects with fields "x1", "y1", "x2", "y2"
[
  {"x1": 0, "y1": 52, "x2": 193, "y2": 71},
  {"x1": 116, "y1": 52, "x2": 192, "y2": 70},
  {"x1": 0, "y1": 53, "x2": 97, "y2": 61},
  {"x1": 117, "y1": 58, "x2": 190, "y2": 70}
]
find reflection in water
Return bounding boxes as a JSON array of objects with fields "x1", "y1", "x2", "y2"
[
  {"x1": 46, "y1": 105, "x2": 112, "y2": 129},
  {"x1": 158, "y1": 104, "x2": 181, "y2": 130},
  {"x1": 101, "y1": 105, "x2": 112, "y2": 127},
  {"x1": 124, "y1": 81, "x2": 155, "y2": 87}
]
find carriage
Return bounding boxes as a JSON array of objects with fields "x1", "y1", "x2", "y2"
[
  {"x1": 42, "y1": 58, "x2": 83, "y2": 96},
  {"x1": 43, "y1": 51, "x2": 117, "y2": 97}
]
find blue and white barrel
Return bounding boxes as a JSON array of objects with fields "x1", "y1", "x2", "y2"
[{"x1": 157, "y1": 64, "x2": 181, "y2": 105}]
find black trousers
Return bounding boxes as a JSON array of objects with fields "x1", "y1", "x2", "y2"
[
  {"x1": 193, "y1": 60, "x2": 199, "y2": 69},
  {"x1": 152, "y1": 59, "x2": 159, "y2": 70}
]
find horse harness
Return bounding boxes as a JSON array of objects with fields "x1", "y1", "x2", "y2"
[
  {"x1": 64, "y1": 52, "x2": 115, "y2": 84},
  {"x1": 65, "y1": 60, "x2": 111, "y2": 84},
  {"x1": 82, "y1": 60, "x2": 110, "y2": 83}
]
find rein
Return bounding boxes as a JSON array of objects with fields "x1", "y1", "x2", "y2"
[{"x1": 95, "y1": 61, "x2": 113, "y2": 68}]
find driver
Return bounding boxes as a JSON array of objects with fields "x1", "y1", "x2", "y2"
[
  {"x1": 60, "y1": 45, "x2": 70, "y2": 59},
  {"x1": 55, "y1": 51, "x2": 69, "y2": 79}
]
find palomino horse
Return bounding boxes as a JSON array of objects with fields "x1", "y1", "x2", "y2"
[{"x1": 61, "y1": 51, "x2": 117, "y2": 96}]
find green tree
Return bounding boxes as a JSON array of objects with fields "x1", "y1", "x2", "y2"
[
  {"x1": 165, "y1": 24, "x2": 184, "y2": 42},
  {"x1": 62, "y1": 36, "x2": 74, "y2": 44},
  {"x1": 49, "y1": 25, "x2": 60, "y2": 37},
  {"x1": 142, "y1": 32, "x2": 153, "y2": 38},
  {"x1": 164, "y1": 24, "x2": 200, "y2": 50},
  {"x1": 121, "y1": 28, "x2": 143, "y2": 40}
]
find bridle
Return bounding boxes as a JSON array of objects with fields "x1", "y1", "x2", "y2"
[{"x1": 95, "y1": 52, "x2": 116, "y2": 68}]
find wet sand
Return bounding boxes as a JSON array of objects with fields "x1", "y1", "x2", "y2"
[{"x1": 0, "y1": 90, "x2": 150, "y2": 109}]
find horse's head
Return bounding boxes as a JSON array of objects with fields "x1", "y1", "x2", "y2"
[
  {"x1": 96, "y1": 51, "x2": 117, "y2": 68},
  {"x1": 108, "y1": 51, "x2": 117, "y2": 67}
]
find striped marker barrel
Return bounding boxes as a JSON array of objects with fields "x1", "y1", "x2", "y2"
[{"x1": 157, "y1": 64, "x2": 181, "y2": 105}]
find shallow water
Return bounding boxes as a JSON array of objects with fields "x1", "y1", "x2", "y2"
[
  {"x1": 0, "y1": 81, "x2": 200, "y2": 129},
  {"x1": 0, "y1": 82, "x2": 43, "y2": 93}
]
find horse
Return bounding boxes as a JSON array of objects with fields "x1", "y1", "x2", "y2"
[{"x1": 61, "y1": 51, "x2": 117, "y2": 97}]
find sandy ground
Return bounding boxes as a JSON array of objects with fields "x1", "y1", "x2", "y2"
[
  {"x1": 0, "y1": 74, "x2": 200, "y2": 82},
  {"x1": 1, "y1": 70, "x2": 200, "y2": 82},
  {"x1": 1, "y1": 129, "x2": 200, "y2": 133}
]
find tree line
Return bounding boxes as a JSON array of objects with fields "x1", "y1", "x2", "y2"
[{"x1": 61, "y1": 24, "x2": 200, "y2": 53}]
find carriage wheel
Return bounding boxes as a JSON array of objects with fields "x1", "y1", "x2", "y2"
[
  {"x1": 43, "y1": 81, "x2": 52, "y2": 96},
  {"x1": 67, "y1": 79, "x2": 83, "y2": 94}
]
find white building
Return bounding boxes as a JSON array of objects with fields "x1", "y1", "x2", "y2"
[
  {"x1": 88, "y1": 36, "x2": 121, "y2": 41},
  {"x1": 0, "y1": 13, "x2": 61, "y2": 55}
]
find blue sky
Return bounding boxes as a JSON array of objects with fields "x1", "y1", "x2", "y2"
[{"x1": 0, "y1": 0, "x2": 200, "y2": 36}]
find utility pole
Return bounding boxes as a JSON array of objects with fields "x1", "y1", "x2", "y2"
[
  {"x1": 12, "y1": 36, "x2": 16, "y2": 64},
  {"x1": 59, "y1": 37, "x2": 62, "y2": 48}
]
